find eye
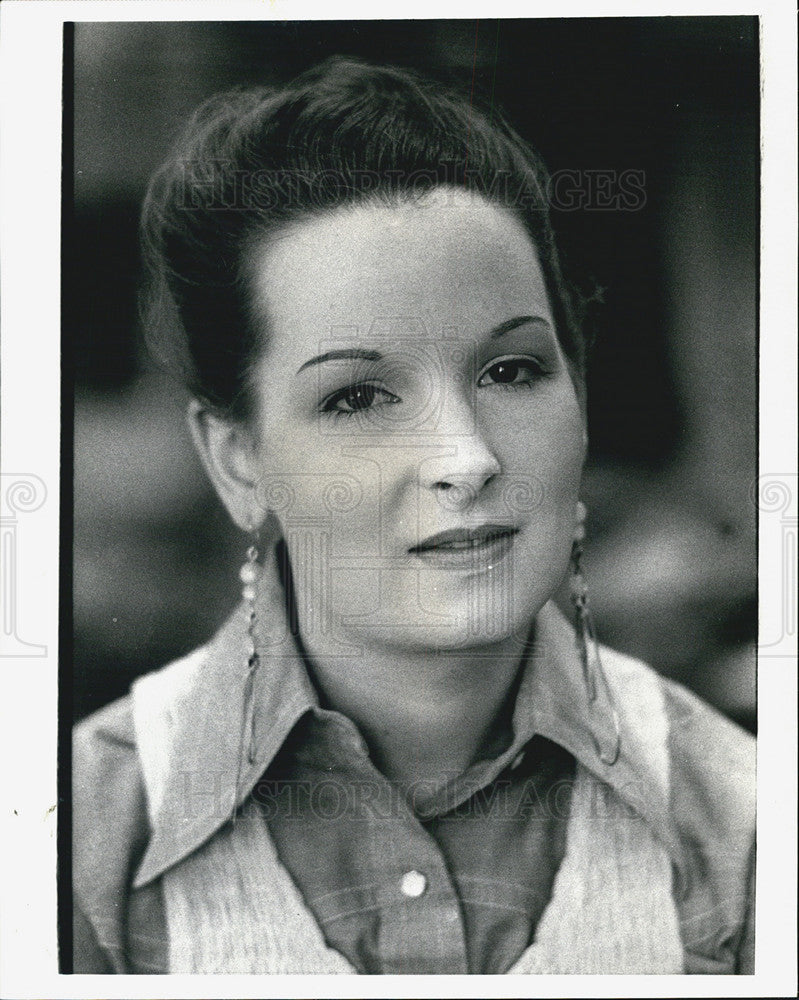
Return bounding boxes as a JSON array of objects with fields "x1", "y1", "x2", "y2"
[
  {"x1": 320, "y1": 382, "x2": 401, "y2": 416},
  {"x1": 477, "y1": 357, "x2": 546, "y2": 389}
]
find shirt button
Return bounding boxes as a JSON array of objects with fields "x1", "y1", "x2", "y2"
[{"x1": 399, "y1": 870, "x2": 428, "y2": 898}]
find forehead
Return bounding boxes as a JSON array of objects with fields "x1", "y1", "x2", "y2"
[{"x1": 247, "y1": 190, "x2": 553, "y2": 359}]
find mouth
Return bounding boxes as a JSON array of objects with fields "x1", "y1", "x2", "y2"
[{"x1": 409, "y1": 524, "x2": 520, "y2": 570}]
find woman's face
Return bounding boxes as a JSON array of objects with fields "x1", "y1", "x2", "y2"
[{"x1": 246, "y1": 189, "x2": 586, "y2": 655}]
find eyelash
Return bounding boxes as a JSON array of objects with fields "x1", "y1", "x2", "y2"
[
  {"x1": 319, "y1": 356, "x2": 548, "y2": 418},
  {"x1": 476, "y1": 356, "x2": 548, "y2": 390},
  {"x1": 320, "y1": 383, "x2": 401, "y2": 419}
]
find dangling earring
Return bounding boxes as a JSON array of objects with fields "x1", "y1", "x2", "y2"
[
  {"x1": 239, "y1": 534, "x2": 261, "y2": 765},
  {"x1": 233, "y1": 530, "x2": 262, "y2": 817},
  {"x1": 570, "y1": 502, "x2": 621, "y2": 766}
]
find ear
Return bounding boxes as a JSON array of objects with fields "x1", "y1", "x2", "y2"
[{"x1": 186, "y1": 399, "x2": 266, "y2": 531}]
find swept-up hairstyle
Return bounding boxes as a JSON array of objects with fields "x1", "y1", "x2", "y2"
[{"x1": 141, "y1": 57, "x2": 589, "y2": 419}]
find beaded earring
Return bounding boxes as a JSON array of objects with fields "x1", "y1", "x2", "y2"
[
  {"x1": 570, "y1": 502, "x2": 621, "y2": 766},
  {"x1": 233, "y1": 533, "x2": 262, "y2": 819},
  {"x1": 239, "y1": 538, "x2": 261, "y2": 766}
]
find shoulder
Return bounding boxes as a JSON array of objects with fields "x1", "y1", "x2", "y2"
[
  {"x1": 71, "y1": 648, "x2": 208, "y2": 971},
  {"x1": 73, "y1": 694, "x2": 143, "y2": 847},
  {"x1": 73, "y1": 644, "x2": 209, "y2": 789},
  {"x1": 72, "y1": 647, "x2": 210, "y2": 859},
  {"x1": 73, "y1": 691, "x2": 137, "y2": 776},
  {"x1": 72, "y1": 694, "x2": 147, "y2": 970},
  {"x1": 73, "y1": 694, "x2": 148, "y2": 869},
  {"x1": 600, "y1": 644, "x2": 756, "y2": 972},
  {"x1": 601, "y1": 643, "x2": 755, "y2": 822},
  {"x1": 659, "y1": 673, "x2": 755, "y2": 972},
  {"x1": 657, "y1": 668, "x2": 755, "y2": 826}
]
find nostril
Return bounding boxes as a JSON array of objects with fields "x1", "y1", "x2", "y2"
[{"x1": 434, "y1": 481, "x2": 479, "y2": 511}]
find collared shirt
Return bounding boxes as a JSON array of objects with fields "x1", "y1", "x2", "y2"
[
  {"x1": 72, "y1": 548, "x2": 756, "y2": 975},
  {"x1": 253, "y1": 723, "x2": 574, "y2": 974}
]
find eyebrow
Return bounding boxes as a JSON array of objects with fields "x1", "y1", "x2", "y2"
[
  {"x1": 490, "y1": 314, "x2": 551, "y2": 339},
  {"x1": 295, "y1": 316, "x2": 550, "y2": 374},
  {"x1": 296, "y1": 348, "x2": 383, "y2": 374}
]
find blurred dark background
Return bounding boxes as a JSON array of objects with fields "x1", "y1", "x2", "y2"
[{"x1": 70, "y1": 18, "x2": 758, "y2": 730}]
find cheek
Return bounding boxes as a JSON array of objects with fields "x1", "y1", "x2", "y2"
[
  {"x1": 253, "y1": 421, "x2": 329, "y2": 527},
  {"x1": 492, "y1": 391, "x2": 585, "y2": 506},
  {"x1": 546, "y1": 407, "x2": 586, "y2": 493},
  {"x1": 258, "y1": 431, "x2": 392, "y2": 555},
  {"x1": 542, "y1": 415, "x2": 586, "y2": 528}
]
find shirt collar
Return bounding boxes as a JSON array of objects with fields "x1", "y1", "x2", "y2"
[{"x1": 133, "y1": 543, "x2": 687, "y2": 889}]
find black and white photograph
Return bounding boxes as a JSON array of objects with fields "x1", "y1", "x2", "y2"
[{"x1": 0, "y1": 2, "x2": 796, "y2": 995}]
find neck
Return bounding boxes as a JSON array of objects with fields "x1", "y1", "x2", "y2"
[{"x1": 297, "y1": 628, "x2": 530, "y2": 792}]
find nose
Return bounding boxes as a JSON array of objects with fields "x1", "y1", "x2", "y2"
[{"x1": 419, "y1": 394, "x2": 501, "y2": 506}]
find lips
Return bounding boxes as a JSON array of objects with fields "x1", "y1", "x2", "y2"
[{"x1": 409, "y1": 524, "x2": 520, "y2": 569}]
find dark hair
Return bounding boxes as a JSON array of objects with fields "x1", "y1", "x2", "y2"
[{"x1": 141, "y1": 57, "x2": 590, "y2": 420}]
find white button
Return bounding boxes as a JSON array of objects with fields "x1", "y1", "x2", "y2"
[{"x1": 399, "y1": 870, "x2": 428, "y2": 898}]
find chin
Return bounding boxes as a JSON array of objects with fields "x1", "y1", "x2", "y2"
[
  {"x1": 336, "y1": 590, "x2": 542, "y2": 655},
  {"x1": 355, "y1": 617, "x2": 537, "y2": 657},
  {"x1": 325, "y1": 560, "x2": 557, "y2": 654}
]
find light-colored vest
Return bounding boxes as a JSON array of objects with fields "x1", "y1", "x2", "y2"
[
  {"x1": 133, "y1": 657, "x2": 684, "y2": 974},
  {"x1": 156, "y1": 763, "x2": 683, "y2": 974}
]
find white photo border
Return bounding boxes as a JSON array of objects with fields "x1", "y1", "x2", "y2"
[{"x1": 0, "y1": 1, "x2": 795, "y2": 997}]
